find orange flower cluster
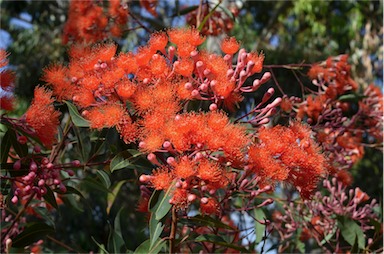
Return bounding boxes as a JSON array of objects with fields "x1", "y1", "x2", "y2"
[
  {"x1": 142, "y1": 156, "x2": 232, "y2": 213},
  {"x1": 62, "y1": 0, "x2": 129, "y2": 44},
  {"x1": 43, "y1": 44, "x2": 137, "y2": 143},
  {"x1": 0, "y1": 50, "x2": 15, "y2": 111},
  {"x1": 140, "y1": 111, "x2": 248, "y2": 161},
  {"x1": 25, "y1": 87, "x2": 61, "y2": 148},
  {"x1": 42, "y1": 27, "x2": 325, "y2": 212},
  {"x1": 247, "y1": 122, "x2": 326, "y2": 198},
  {"x1": 139, "y1": 110, "x2": 248, "y2": 212},
  {"x1": 44, "y1": 28, "x2": 264, "y2": 144}
]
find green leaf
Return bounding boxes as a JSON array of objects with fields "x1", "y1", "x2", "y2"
[
  {"x1": 149, "y1": 183, "x2": 174, "y2": 221},
  {"x1": 134, "y1": 239, "x2": 166, "y2": 254},
  {"x1": 108, "y1": 209, "x2": 126, "y2": 253},
  {"x1": 8, "y1": 129, "x2": 28, "y2": 158},
  {"x1": 96, "y1": 170, "x2": 111, "y2": 189},
  {"x1": 320, "y1": 226, "x2": 336, "y2": 246},
  {"x1": 64, "y1": 100, "x2": 90, "y2": 127},
  {"x1": 149, "y1": 214, "x2": 165, "y2": 250},
  {"x1": 218, "y1": 5, "x2": 236, "y2": 21},
  {"x1": 195, "y1": 234, "x2": 248, "y2": 252},
  {"x1": 181, "y1": 215, "x2": 234, "y2": 230},
  {"x1": 338, "y1": 217, "x2": 365, "y2": 250},
  {"x1": 92, "y1": 236, "x2": 110, "y2": 254},
  {"x1": 12, "y1": 222, "x2": 55, "y2": 247},
  {"x1": 57, "y1": 185, "x2": 84, "y2": 198},
  {"x1": 61, "y1": 193, "x2": 84, "y2": 212},
  {"x1": 338, "y1": 93, "x2": 366, "y2": 102},
  {"x1": 43, "y1": 185, "x2": 58, "y2": 210},
  {"x1": 1, "y1": 129, "x2": 11, "y2": 163},
  {"x1": 73, "y1": 126, "x2": 91, "y2": 162},
  {"x1": 254, "y1": 208, "x2": 266, "y2": 244},
  {"x1": 296, "y1": 238, "x2": 305, "y2": 253},
  {"x1": 107, "y1": 180, "x2": 126, "y2": 214},
  {"x1": 197, "y1": 1, "x2": 221, "y2": 31},
  {"x1": 110, "y1": 149, "x2": 142, "y2": 172},
  {"x1": 83, "y1": 177, "x2": 112, "y2": 194},
  {"x1": 32, "y1": 207, "x2": 55, "y2": 226}
]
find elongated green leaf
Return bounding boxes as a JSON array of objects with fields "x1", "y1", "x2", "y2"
[
  {"x1": 149, "y1": 190, "x2": 161, "y2": 211},
  {"x1": 134, "y1": 239, "x2": 166, "y2": 254},
  {"x1": 295, "y1": 238, "x2": 305, "y2": 253},
  {"x1": 195, "y1": 234, "x2": 248, "y2": 252},
  {"x1": 61, "y1": 193, "x2": 84, "y2": 212},
  {"x1": 108, "y1": 215, "x2": 126, "y2": 253},
  {"x1": 32, "y1": 207, "x2": 55, "y2": 226},
  {"x1": 218, "y1": 5, "x2": 235, "y2": 21},
  {"x1": 254, "y1": 208, "x2": 266, "y2": 244},
  {"x1": 149, "y1": 214, "x2": 164, "y2": 249},
  {"x1": 72, "y1": 126, "x2": 91, "y2": 162},
  {"x1": 92, "y1": 236, "x2": 109, "y2": 254},
  {"x1": 83, "y1": 177, "x2": 112, "y2": 194},
  {"x1": 97, "y1": 170, "x2": 111, "y2": 189},
  {"x1": 181, "y1": 215, "x2": 234, "y2": 230},
  {"x1": 1, "y1": 129, "x2": 11, "y2": 163},
  {"x1": 8, "y1": 129, "x2": 28, "y2": 158},
  {"x1": 197, "y1": 1, "x2": 221, "y2": 31},
  {"x1": 55, "y1": 185, "x2": 84, "y2": 199},
  {"x1": 150, "y1": 183, "x2": 174, "y2": 220},
  {"x1": 64, "y1": 100, "x2": 90, "y2": 127},
  {"x1": 12, "y1": 222, "x2": 55, "y2": 247},
  {"x1": 338, "y1": 93, "x2": 365, "y2": 102},
  {"x1": 43, "y1": 185, "x2": 58, "y2": 210},
  {"x1": 107, "y1": 181, "x2": 126, "y2": 214},
  {"x1": 338, "y1": 217, "x2": 365, "y2": 250},
  {"x1": 110, "y1": 150, "x2": 142, "y2": 172}
]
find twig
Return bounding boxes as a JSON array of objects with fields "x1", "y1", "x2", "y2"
[
  {"x1": 47, "y1": 235, "x2": 78, "y2": 253},
  {"x1": 268, "y1": 67, "x2": 285, "y2": 95},
  {"x1": 129, "y1": 12, "x2": 152, "y2": 34},
  {"x1": 1, "y1": 193, "x2": 35, "y2": 243},
  {"x1": 169, "y1": 206, "x2": 177, "y2": 253}
]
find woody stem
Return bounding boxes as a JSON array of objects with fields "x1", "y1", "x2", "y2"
[
  {"x1": 169, "y1": 206, "x2": 177, "y2": 253},
  {"x1": 1, "y1": 193, "x2": 35, "y2": 243}
]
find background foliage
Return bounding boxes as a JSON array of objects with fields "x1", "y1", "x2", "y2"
[{"x1": 0, "y1": 0, "x2": 382, "y2": 253}]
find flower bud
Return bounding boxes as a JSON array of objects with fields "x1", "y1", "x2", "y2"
[
  {"x1": 166, "y1": 157, "x2": 176, "y2": 166},
  {"x1": 38, "y1": 179, "x2": 45, "y2": 187},
  {"x1": 200, "y1": 197, "x2": 209, "y2": 204},
  {"x1": 11, "y1": 196, "x2": 18, "y2": 204},
  {"x1": 17, "y1": 136, "x2": 27, "y2": 144},
  {"x1": 13, "y1": 160, "x2": 21, "y2": 170},
  {"x1": 209, "y1": 103, "x2": 217, "y2": 111},
  {"x1": 139, "y1": 174, "x2": 150, "y2": 183},
  {"x1": 187, "y1": 194, "x2": 197, "y2": 202}
]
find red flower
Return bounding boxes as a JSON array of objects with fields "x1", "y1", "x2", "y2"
[
  {"x1": 25, "y1": 87, "x2": 61, "y2": 148},
  {"x1": 248, "y1": 122, "x2": 326, "y2": 198}
]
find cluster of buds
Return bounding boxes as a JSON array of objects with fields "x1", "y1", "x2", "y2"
[
  {"x1": 272, "y1": 178, "x2": 380, "y2": 253},
  {"x1": 10, "y1": 155, "x2": 74, "y2": 204}
]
